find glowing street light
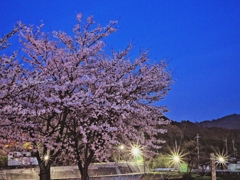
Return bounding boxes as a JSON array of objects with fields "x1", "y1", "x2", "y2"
[
  {"x1": 44, "y1": 155, "x2": 49, "y2": 161},
  {"x1": 130, "y1": 144, "x2": 145, "y2": 174},
  {"x1": 216, "y1": 153, "x2": 227, "y2": 165},
  {"x1": 132, "y1": 146, "x2": 140, "y2": 157},
  {"x1": 118, "y1": 144, "x2": 125, "y2": 161},
  {"x1": 173, "y1": 155, "x2": 180, "y2": 163},
  {"x1": 216, "y1": 155, "x2": 227, "y2": 169},
  {"x1": 43, "y1": 154, "x2": 50, "y2": 166},
  {"x1": 119, "y1": 145, "x2": 124, "y2": 150},
  {"x1": 169, "y1": 147, "x2": 185, "y2": 171},
  {"x1": 218, "y1": 156, "x2": 225, "y2": 163},
  {"x1": 171, "y1": 154, "x2": 181, "y2": 171},
  {"x1": 215, "y1": 151, "x2": 228, "y2": 170}
]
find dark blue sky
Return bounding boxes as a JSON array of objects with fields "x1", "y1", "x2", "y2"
[{"x1": 1, "y1": 0, "x2": 240, "y2": 122}]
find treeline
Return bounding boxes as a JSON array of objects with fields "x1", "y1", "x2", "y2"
[
  {"x1": 165, "y1": 120, "x2": 240, "y2": 152},
  {"x1": 149, "y1": 120, "x2": 240, "y2": 172}
]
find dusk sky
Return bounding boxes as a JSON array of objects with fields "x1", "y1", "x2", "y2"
[{"x1": 1, "y1": 1, "x2": 240, "y2": 122}]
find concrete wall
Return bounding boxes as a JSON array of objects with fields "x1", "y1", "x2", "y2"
[
  {"x1": 90, "y1": 174, "x2": 143, "y2": 180},
  {"x1": 0, "y1": 162, "x2": 144, "y2": 180}
]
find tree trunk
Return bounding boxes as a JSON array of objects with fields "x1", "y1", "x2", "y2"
[
  {"x1": 39, "y1": 161, "x2": 51, "y2": 180},
  {"x1": 78, "y1": 161, "x2": 89, "y2": 180}
]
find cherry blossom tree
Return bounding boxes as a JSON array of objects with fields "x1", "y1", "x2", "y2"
[
  {"x1": 64, "y1": 45, "x2": 172, "y2": 179},
  {"x1": 1, "y1": 14, "x2": 118, "y2": 180},
  {"x1": 0, "y1": 24, "x2": 28, "y2": 142},
  {"x1": 0, "y1": 24, "x2": 25, "y2": 105},
  {"x1": 0, "y1": 25, "x2": 22, "y2": 50},
  {"x1": 0, "y1": 14, "x2": 172, "y2": 180}
]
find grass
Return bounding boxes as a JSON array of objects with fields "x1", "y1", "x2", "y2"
[{"x1": 141, "y1": 171, "x2": 240, "y2": 180}]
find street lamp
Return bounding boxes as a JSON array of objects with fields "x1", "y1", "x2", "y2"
[
  {"x1": 173, "y1": 155, "x2": 180, "y2": 163},
  {"x1": 132, "y1": 146, "x2": 141, "y2": 157},
  {"x1": 44, "y1": 155, "x2": 49, "y2": 161},
  {"x1": 216, "y1": 154, "x2": 227, "y2": 170},
  {"x1": 131, "y1": 144, "x2": 146, "y2": 174},
  {"x1": 172, "y1": 154, "x2": 181, "y2": 171},
  {"x1": 118, "y1": 144, "x2": 125, "y2": 161},
  {"x1": 43, "y1": 154, "x2": 50, "y2": 166},
  {"x1": 119, "y1": 145, "x2": 124, "y2": 150},
  {"x1": 218, "y1": 156, "x2": 225, "y2": 163},
  {"x1": 169, "y1": 147, "x2": 185, "y2": 171}
]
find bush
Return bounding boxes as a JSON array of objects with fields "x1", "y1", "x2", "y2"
[{"x1": 0, "y1": 155, "x2": 7, "y2": 167}]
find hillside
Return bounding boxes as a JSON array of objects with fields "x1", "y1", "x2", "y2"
[{"x1": 196, "y1": 114, "x2": 240, "y2": 130}]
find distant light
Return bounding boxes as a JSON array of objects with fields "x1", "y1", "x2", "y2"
[
  {"x1": 173, "y1": 155, "x2": 180, "y2": 163},
  {"x1": 218, "y1": 156, "x2": 225, "y2": 163},
  {"x1": 132, "y1": 147, "x2": 140, "y2": 156},
  {"x1": 44, "y1": 155, "x2": 49, "y2": 161},
  {"x1": 119, "y1": 145, "x2": 124, "y2": 150},
  {"x1": 169, "y1": 148, "x2": 185, "y2": 169}
]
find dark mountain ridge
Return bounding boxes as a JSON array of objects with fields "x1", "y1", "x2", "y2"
[{"x1": 195, "y1": 114, "x2": 240, "y2": 130}]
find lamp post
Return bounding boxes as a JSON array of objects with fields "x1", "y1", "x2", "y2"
[
  {"x1": 131, "y1": 145, "x2": 145, "y2": 174},
  {"x1": 132, "y1": 147, "x2": 140, "y2": 157},
  {"x1": 173, "y1": 155, "x2": 180, "y2": 171},
  {"x1": 44, "y1": 154, "x2": 49, "y2": 166},
  {"x1": 118, "y1": 144, "x2": 125, "y2": 161},
  {"x1": 218, "y1": 156, "x2": 225, "y2": 163},
  {"x1": 216, "y1": 155, "x2": 227, "y2": 170},
  {"x1": 170, "y1": 146, "x2": 183, "y2": 172},
  {"x1": 119, "y1": 145, "x2": 124, "y2": 150}
]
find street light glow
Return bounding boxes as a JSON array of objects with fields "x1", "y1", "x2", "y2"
[
  {"x1": 218, "y1": 156, "x2": 224, "y2": 163},
  {"x1": 217, "y1": 155, "x2": 226, "y2": 165},
  {"x1": 119, "y1": 145, "x2": 124, "y2": 150},
  {"x1": 214, "y1": 150, "x2": 228, "y2": 169},
  {"x1": 168, "y1": 146, "x2": 186, "y2": 171},
  {"x1": 44, "y1": 155, "x2": 49, "y2": 161},
  {"x1": 132, "y1": 147, "x2": 140, "y2": 156},
  {"x1": 173, "y1": 155, "x2": 180, "y2": 163}
]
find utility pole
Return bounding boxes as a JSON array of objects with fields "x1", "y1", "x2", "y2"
[
  {"x1": 195, "y1": 133, "x2": 200, "y2": 172},
  {"x1": 224, "y1": 138, "x2": 228, "y2": 154},
  {"x1": 232, "y1": 140, "x2": 236, "y2": 158},
  {"x1": 224, "y1": 138, "x2": 228, "y2": 162}
]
